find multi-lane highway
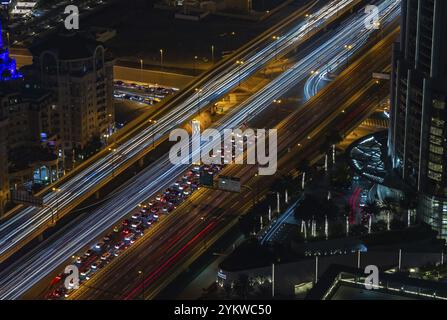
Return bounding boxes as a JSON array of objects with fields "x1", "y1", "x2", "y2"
[
  {"x1": 67, "y1": 23, "x2": 399, "y2": 300},
  {"x1": 0, "y1": 0, "x2": 363, "y2": 264},
  {"x1": 0, "y1": 0, "x2": 400, "y2": 300},
  {"x1": 11, "y1": 0, "x2": 398, "y2": 295}
]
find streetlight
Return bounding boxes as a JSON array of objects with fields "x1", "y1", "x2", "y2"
[
  {"x1": 193, "y1": 55, "x2": 198, "y2": 75},
  {"x1": 195, "y1": 88, "x2": 202, "y2": 114},
  {"x1": 138, "y1": 270, "x2": 145, "y2": 300},
  {"x1": 344, "y1": 44, "x2": 353, "y2": 67},
  {"x1": 159, "y1": 49, "x2": 163, "y2": 69},
  {"x1": 108, "y1": 147, "x2": 117, "y2": 176},
  {"x1": 272, "y1": 35, "x2": 280, "y2": 60},
  {"x1": 51, "y1": 187, "x2": 61, "y2": 223},
  {"x1": 236, "y1": 60, "x2": 244, "y2": 86},
  {"x1": 211, "y1": 45, "x2": 215, "y2": 64},
  {"x1": 139, "y1": 59, "x2": 143, "y2": 82},
  {"x1": 148, "y1": 120, "x2": 157, "y2": 148}
]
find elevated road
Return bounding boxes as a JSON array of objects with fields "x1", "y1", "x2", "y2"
[
  {"x1": 0, "y1": 0, "x2": 364, "y2": 264},
  {"x1": 15, "y1": 3, "x2": 399, "y2": 300},
  {"x1": 68, "y1": 26, "x2": 398, "y2": 300}
]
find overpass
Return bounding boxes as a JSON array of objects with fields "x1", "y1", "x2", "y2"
[{"x1": 0, "y1": 0, "x2": 365, "y2": 264}]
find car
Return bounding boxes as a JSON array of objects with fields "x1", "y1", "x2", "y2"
[
  {"x1": 124, "y1": 233, "x2": 135, "y2": 242},
  {"x1": 122, "y1": 219, "x2": 130, "y2": 226},
  {"x1": 75, "y1": 256, "x2": 83, "y2": 264},
  {"x1": 113, "y1": 226, "x2": 120, "y2": 233},
  {"x1": 91, "y1": 263, "x2": 99, "y2": 270},
  {"x1": 101, "y1": 252, "x2": 112, "y2": 261},
  {"x1": 114, "y1": 249, "x2": 122, "y2": 257},
  {"x1": 115, "y1": 241, "x2": 125, "y2": 250},
  {"x1": 94, "y1": 242, "x2": 105, "y2": 251},
  {"x1": 131, "y1": 220, "x2": 142, "y2": 229},
  {"x1": 132, "y1": 212, "x2": 142, "y2": 220},
  {"x1": 85, "y1": 249, "x2": 93, "y2": 257},
  {"x1": 103, "y1": 236, "x2": 111, "y2": 242},
  {"x1": 80, "y1": 268, "x2": 92, "y2": 280}
]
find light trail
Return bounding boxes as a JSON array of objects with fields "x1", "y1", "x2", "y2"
[
  {"x1": 0, "y1": 0, "x2": 360, "y2": 262},
  {"x1": 0, "y1": 0, "x2": 400, "y2": 299}
]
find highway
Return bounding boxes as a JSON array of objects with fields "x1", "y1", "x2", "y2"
[
  {"x1": 0, "y1": 0, "x2": 399, "y2": 300},
  {"x1": 43, "y1": 2, "x2": 400, "y2": 300},
  {"x1": 68, "y1": 26, "x2": 398, "y2": 300},
  {"x1": 0, "y1": 0, "x2": 361, "y2": 264}
]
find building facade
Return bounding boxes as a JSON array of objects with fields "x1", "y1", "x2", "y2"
[
  {"x1": 388, "y1": 0, "x2": 447, "y2": 237},
  {"x1": 30, "y1": 31, "x2": 115, "y2": 162},
  {"x1": 0, "y1": 100, "x2": 8, "y2": 216}
]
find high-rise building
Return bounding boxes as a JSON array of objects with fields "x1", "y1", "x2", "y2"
[
  {"x1": 29, "y1": 31, "x2": 115, "y2": 162},
  {"x1": 388, "y1": 0, "x2": 447, "y2": 237},
  {"x1": 0, "y1": 96, "x2": 8, "y2": 216}
]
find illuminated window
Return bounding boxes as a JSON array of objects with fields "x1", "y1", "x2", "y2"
[
  {"x1": 430, "y1": 144, "x2": 444, "y2": 155},
  {"x1": 429, "y1": 162, "x2": 443, "y2": 173},
  {"x1": 428, "y1": 170, "x2": 442, "y2": 182}
]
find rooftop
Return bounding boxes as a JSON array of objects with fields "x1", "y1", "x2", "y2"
[{"x1": 30, "y1": 30, "x2": 102, "y2": 60}]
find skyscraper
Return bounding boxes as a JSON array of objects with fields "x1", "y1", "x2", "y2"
[{"x1": 388, "y1": 0, "x2": 447, "y2": 237}]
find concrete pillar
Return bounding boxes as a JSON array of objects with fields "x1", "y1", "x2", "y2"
[{"x1": 49, "y1": 165, "x2": 53, "y2": 184}]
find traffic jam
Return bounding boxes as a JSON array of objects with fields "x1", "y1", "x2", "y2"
[{"x1": 47, "y1": 163, "x2": 222, "y2": 299}]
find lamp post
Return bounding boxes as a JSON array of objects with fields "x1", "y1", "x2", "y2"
[
  {"x1": 159, "y1": 49, "x2": 163, "y2": 69},
  {"x1": 193, "y1": 55, "x2": 198, "y2": 75},
  {"x1": 236, "y1": 60, "x2": 244, "y2": 86},
  {"x1": 51, "y1": 187, "x2": 61, "y2": 223},
  {"x1": 211, "y1": 45, "x2": 214, "y2": 64},
  {"x1": 272, "y1": 35, "x2": 280, "y2": 60},
  {"x1": 139, "y1": 59, "x2": 143, "y2": 82},
  {"x1": 108, "y1": 147, "x2": 117, "y2": 177},
  {"x1": 344, "y1": 44, "x2": 352, "y2": 67},
  {"x1": 138, "y1": 270, "x2": 145, "y2": 300},
  {"x1": 195, "y1": 88, "x2": 202, "y2": 114}
]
